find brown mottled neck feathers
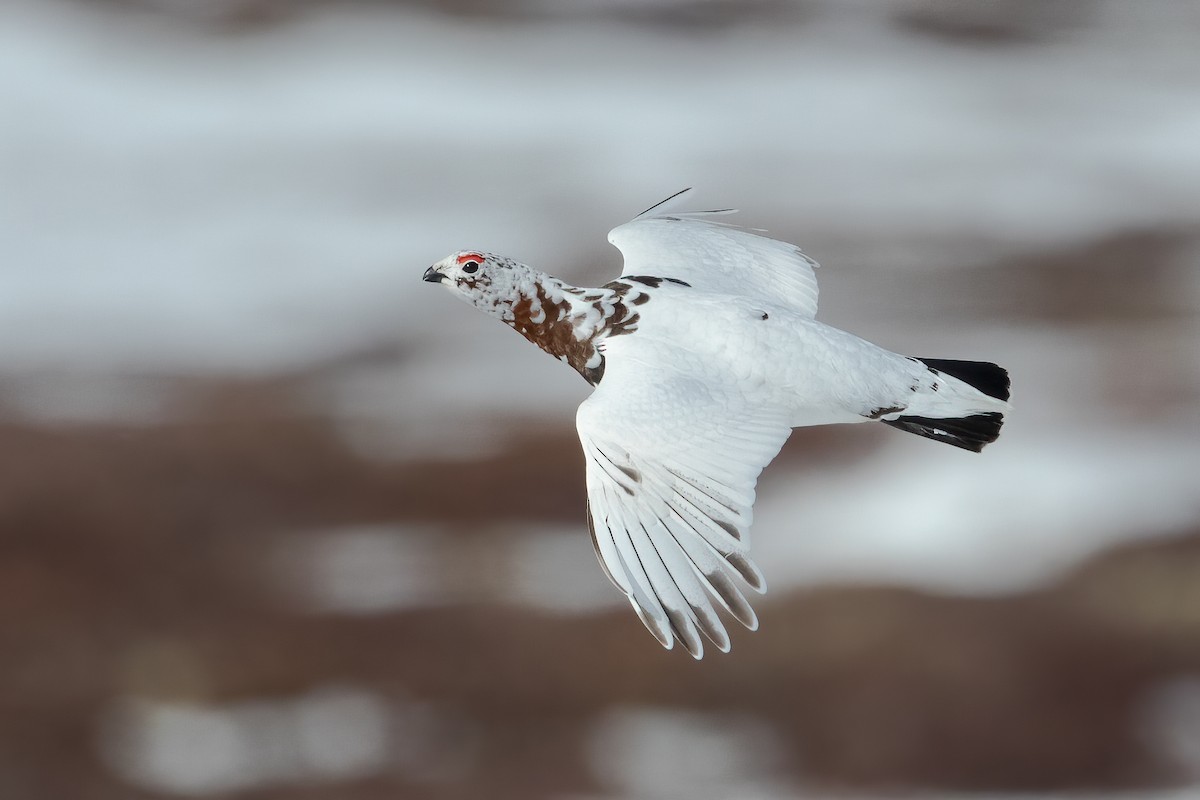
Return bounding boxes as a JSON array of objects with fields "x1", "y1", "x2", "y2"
[{"x1": 506, "y1": 276, "x2": 646, "y2": 385}]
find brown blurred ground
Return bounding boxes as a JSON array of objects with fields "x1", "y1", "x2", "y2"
[{"x1": 3, "y1": 365, "x2": 1200, "y2": 799}]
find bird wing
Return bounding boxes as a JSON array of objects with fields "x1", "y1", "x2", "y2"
[
  {"x1": 576, "y1": 350, "x2": 792, "y2": 658},
  {"x1": 607, "y1": 189, "x2": 821, "y2": 317}
]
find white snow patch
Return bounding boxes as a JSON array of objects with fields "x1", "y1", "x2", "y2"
[
  {"x1": 275, "y1": 523, "x2": 619, "y2": 614},
  {"x1": 98, "y1": 687, "x2": 391, "y2": 794},
  {"x1": 586, "y1": 706, "x2": 791, "y2": 799},
  {"x1": 754, "y1": 426, "x2": 1200, "y2": 596},
  {"x1": 277, "y1": 524, "x2": 449, "y2": 613}
]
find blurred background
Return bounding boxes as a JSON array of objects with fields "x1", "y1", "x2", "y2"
[{"x1": 3, "y1": 0, "x2": 1200, "y2": 798}]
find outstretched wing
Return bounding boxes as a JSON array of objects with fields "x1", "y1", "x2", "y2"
[
  {"x1": 607, "y1": 189, "x2": 821, "y2": 317},
  {"x1": 576, "y1": 351, "x2": 792, "y2": 658}
]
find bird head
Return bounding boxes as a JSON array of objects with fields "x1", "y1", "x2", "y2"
[{"x1": 423, "y1": 250, "x2": 534, "y2": 315}]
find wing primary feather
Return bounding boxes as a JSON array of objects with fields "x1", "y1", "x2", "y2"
[
  {"x1": 629, "y1": 598, "x2": 673, "y2": 649},
  {"x1": 634, "y1": 188, "x2": 693, "y2": 219},
  {"x1": 726, "y1": 552, "x2": 766, "y2": 593},
  {"x1": 663, "y1": 503, "x2": 759, "y2": 631},
  {"x1": 601, "y1": 484, "x2": 674, "y2": 647},
  {"x1": 646, "y1": 515, "x2": 728, "y2": 653},
  {"x1": 651, "y1": 514, "x2": 732, "y2": 651},
  {"x1": 707, "y1": 569, "x2": 759, "y2": 631},
  {"x1": 664, "y1": 479, "x2": 745, "y2": 549},
  {"x1": 692, "y1": 604, "x2": 730, "y2": 652},
  {"x1": 632, "y1": 188, "x2": 736, "y2": 221},
  {"x1": 671, "y1": 483, "x2": 742, "y2": 538},
  {"x1": 630, "y1": 517, "x2": 705, "y2": 659},
  {"x1": 664, "y1": 605, "x2": 703, "y2": 659},
  {"x1": 665, "y1": 465, "x2": 743, "y2": 518},
  {"x1": 666, "y1": 457, "x2": 758, "y2": 505},
  {"x1": 586, "y1": 498, "x2": 631, "y2": 594},
  {"x1": 591, "y1": 446, "x2": 639, "y2": 495}
]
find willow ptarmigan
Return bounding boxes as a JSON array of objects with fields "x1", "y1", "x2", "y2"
[{"x1": 423, "y1": 190, "x2": 1011, "y2": 658}]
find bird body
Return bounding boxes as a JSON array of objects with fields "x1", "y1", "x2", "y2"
[
  {"x1": 423, "y1": 191, "x2": 1011, "y2": 658},
  {"x1": 599, "y1": 287, "x2": 984, "y2": 428}
]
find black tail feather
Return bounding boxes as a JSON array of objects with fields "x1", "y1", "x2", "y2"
[
  {"x1": 916, "y1": 357, "x2": 1010, "y2": 402},
  {"x1": 882, "y1": 412, "x2": 1005, "y2": 453}
]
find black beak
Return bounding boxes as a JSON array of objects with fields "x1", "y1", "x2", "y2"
[{"x1": 422, "y1": 266, "x2": 444, "y2": 283}]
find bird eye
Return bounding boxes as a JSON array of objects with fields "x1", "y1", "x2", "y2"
[{"x1": 462, "y1": 261, "x2": 479, "y2": 274}]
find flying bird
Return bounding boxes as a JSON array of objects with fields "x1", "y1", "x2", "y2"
[{"x1": 423, "y1": 190, "x2": 1011, "y2": 658}]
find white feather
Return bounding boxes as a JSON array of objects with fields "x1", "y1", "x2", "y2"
[
  {"x1": 578, "y1": 354, "x2": 791, "y2": 657},
  {"x1": 609, "y1": 194, "x2": 820, "y2": 318}
]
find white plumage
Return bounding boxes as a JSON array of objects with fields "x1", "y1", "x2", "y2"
[{"x1": 424, "y1": 190, "x2": 1011, "y2": 658}]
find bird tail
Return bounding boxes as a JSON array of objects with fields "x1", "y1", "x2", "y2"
[{"x1": 881, "y1": 358, "x2": 1011, "y2": 453}]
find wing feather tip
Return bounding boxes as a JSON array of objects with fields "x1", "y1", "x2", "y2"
[
  {"x1": 664, "y1": 606, "x2": 704, "y2": 660},
  {"x1": 727, "y1": 552, "x2": 767, "y2": 593},
  {"x1": 693, "y1": 608, "x2": 730, "y2": 654},
  {"x1": 630, "y1": 598, "x2": 674, "y2": 650},
  {"x1": 707, "y1": 627, "x2": 731, "y2": 654},
  {"x1": 633, "y1": 187, "x2": 693, "y2": 220}
]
